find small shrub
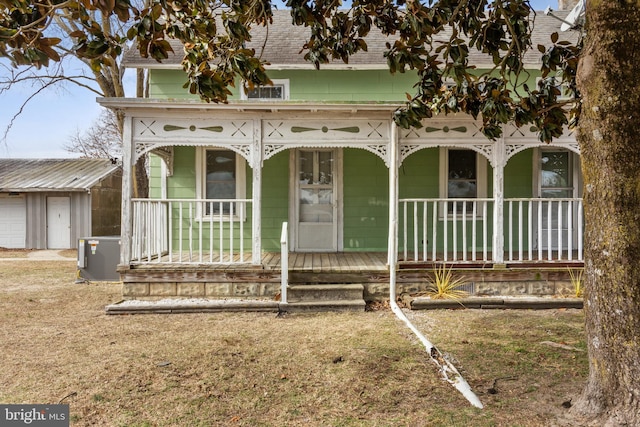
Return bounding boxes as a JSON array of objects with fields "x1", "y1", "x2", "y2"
[
  {"x1": 425, "y1": 264, "x2": 469, "y2": 300},
  {"x1": 568, "y1": 268, "x2": 584, "y2": 298}
]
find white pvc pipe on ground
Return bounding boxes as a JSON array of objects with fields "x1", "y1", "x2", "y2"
[
  {"x1": 388, "y1": 258, "x2": 484, "y2": 409},
  {"x1": 387, "y1": 121, "x2": 483, "y2": 409}
]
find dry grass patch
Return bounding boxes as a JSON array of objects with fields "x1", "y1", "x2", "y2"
[
  {"x1": 0, "y1": 248, "x2": 76, "y2": 259},
  {"x1": 0, "y1": 248, "x2": 36, "y2": 258},
  {"x1": 0, "y1": 260, "x2": 587, "y2": 426},
  {"x1": 59, "y1": 249, "x2": 78, "y2": 258}
]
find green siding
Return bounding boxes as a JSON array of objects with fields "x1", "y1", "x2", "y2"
[
  {"x1": 149, "y1": 69, "x2": 417, "y2": 101},
  {"x1": 399, "y1": 148, "x2": 440, "y2": 199},
  {"x1": 148, "y1": 154, "x2": 163, "y2": 198},
  {"x1": 342, "y1": 149, "x2": 389, "y2": 251},
  {"x1": 261, "y1": 151, "x2": 289, "y2": 251},
  {"x1": 149, "y1": 71, "x2": 201, "y2": 100},
  {"x1": 504, "y1": 149, "x2": 535, "y2": 250},
  {"x1": 505, "y1": 150, "x2": 533, "y2": 198},
  {"x1": 148, "y1": 68, "x2": 542, "y2": 102},
  {"x1": 167, "y1": 146, "x2": 197, "y2": 198}
]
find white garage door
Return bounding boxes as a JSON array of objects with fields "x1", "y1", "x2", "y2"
[{"x1": 0, "y1": 196, "x2": 26, "y2": 248}]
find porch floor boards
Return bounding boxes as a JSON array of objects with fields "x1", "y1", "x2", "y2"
[
  {"x1": 132, "y1": 251, "x2": 582, "y2": 271},
  {"x1": 132, "y1": 251, "x2": 389, "y2": 272},
  {"x1": 279, "y1": 252, "x2": 388, "y2": 272}
]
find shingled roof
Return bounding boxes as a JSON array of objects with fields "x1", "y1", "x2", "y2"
[
  {"x1": 123, "y1": 10, "x2": 578, "y2": 70},
  {"x1": 0, "y1": 159, "x2": 121, "y2": 192}
]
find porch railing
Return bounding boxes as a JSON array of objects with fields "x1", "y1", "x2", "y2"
[
  {"x1": 131, "y1": 198, "x2": 252, "y2": 264},
  {"x1": 504, "y1": 198, "x2": 583, "y2": 262},
  {"x1": 400, "y1": 198, "x2": 493, "y2": 262},
  {"x1": 400, "y1": 198, "x2": 583, "y2": 263}
]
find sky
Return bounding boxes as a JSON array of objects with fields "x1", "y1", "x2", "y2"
[{"x1": 0, "y1": 0, "x2": 557, "y2": 159}]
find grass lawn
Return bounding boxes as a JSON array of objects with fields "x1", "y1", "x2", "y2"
[{"x1": 0, "y1": 259, "x2": 587, "y2": 426}]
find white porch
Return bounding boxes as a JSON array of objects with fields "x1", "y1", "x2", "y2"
[
  {"x1": 128, "y1": 196, "x2": 584, "y2": 265},
  {"x1": 99, "y1": 98, "x2": 582, "y2": 269}
]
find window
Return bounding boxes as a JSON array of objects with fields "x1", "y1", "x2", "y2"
[
  {"x1": 242, "y1": 79, "x2": 289, "y2": 101},
  {"x1": 196, "y1": 148, "x2": 246, "y2": 217},
  {"x1": 447, "y1": 149, "x2": 478, "y2": 199},
  {"x1": 537, "y1": 149, "x2": 581, "y2": 198},
  {"x1": 298, "y1": 150, "x2": 334, "y2": 223},
  {"x1": 439, "y1": 148, "x2": 488, "y2": 214}
]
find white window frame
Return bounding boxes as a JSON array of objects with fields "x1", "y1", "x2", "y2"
[
  {"x1": 241, "y1": 79, "x2": 290, "y2": 101},
  {"x1": 533, "y1": 148, "x2": 582, "y2": 198},
  {"x1": 438, "y1": 147, "x2": 488, "y2": 218},
  {"x1": 195, "y1": 147, "x2": 247, "y2": 220}
]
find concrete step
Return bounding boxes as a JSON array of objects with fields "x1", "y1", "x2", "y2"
[
  {"x1": 287, "y1": 284, "x2": 364, "y2": 303},
  {"x1": 105, "y1": 299, "x2": 280, "y2": 315},
  {"x1": 280, "y1": 300, "x2": 366, "y2": 313},
  {"x1": 410, "y1": 296, "x2": 584, "y2": 310}
]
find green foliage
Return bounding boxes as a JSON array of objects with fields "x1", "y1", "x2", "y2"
[
  {"x1": 0, "y1": 0, "x2": 581, "y2": 142},
  {"x1": 425, "y1": 264, "x2": 469, "y2": 300}
]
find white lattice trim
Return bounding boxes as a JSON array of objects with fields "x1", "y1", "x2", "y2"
[
  {"x1": 133, "y1": 119, "x2": 254, "y2": 143},
  {"x1": 135, "y1": 141, "x2": 253, "y2": 163},
  {"x1": 400, "y1": 142, "x2": 494, "y2": 164}
]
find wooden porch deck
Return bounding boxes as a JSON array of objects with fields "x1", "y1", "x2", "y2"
[
  {"x1": 131, "y1": 251, "x2": 388, "y2": 271},
  {"x1": 264, "y1": 252, "x2": 388, "y2": 272},
  {"x1": 131, "y1": 250, "x2": 582, "y2": 271}
]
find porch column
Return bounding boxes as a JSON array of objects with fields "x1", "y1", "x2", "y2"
[
  {"x1": 119, "y1": 115, "x2": 134, "y2": 266},
  {"x1": 251, "y1": 119, "x2": 262, "y2": 264},
  {"x1": 492, "y1": 136, "x2": 506, "y2": 264},
  {"x1": 388, "y1": 121, "x2": 399, "y2": 267}
]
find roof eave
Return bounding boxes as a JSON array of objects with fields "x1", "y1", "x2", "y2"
[
  {"x1": 97, "y1": 98, "x2": 405, "y2": 113},
  {"x1": 1, "y1": 187, "x2": 89, "y2": 193},
  {"x1": 124, "y1": 61, "x2": 544, "y2": 71}
]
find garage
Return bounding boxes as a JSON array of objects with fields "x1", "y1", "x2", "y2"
[
  {"x1": 0, "y1": 159, "x2": 122, "y2": 249},
  {"x1": 0, "y1": 195, "x2": 26, "y2": 248}
]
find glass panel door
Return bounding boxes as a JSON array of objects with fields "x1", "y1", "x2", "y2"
[{"x1": 295, "y1": 149, "x2": 337, "y2": 251}]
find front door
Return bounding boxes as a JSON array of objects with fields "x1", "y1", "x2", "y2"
[
  {"x1": 292, "y1": 149, "x2": 340, "y2": 251},
  {"x1": 47, "y1": 196, "x2": 71, "y2": 249}
]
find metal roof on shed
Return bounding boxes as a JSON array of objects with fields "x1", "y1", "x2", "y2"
[
  {"x1": 0, "y1": 159, "x2": 121, "y2": 192},
  {"x1": 122, "y1": 10, "x2": 578, "y2": 70}
]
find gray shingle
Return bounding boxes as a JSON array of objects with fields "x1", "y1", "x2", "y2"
[{"x1": 123, "y1": 10, "x2": 578, "y2": 69}]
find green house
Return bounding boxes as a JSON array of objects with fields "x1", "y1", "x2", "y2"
[{"x1": 102, "y1": 10, "x2": 583, "y2": 308}]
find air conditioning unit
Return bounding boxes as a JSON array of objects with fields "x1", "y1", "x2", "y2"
[{"x1": 77, "y1": 236, "x2": 121, "y2": 281}]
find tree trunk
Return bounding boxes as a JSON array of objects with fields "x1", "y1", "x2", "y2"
[{"x1": 572, "y1": 1, "x2": 640, "y2": 425}]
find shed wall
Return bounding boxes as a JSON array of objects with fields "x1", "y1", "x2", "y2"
[{"x1": 24, "y1": 192, "x2": 89, "y2": 249}]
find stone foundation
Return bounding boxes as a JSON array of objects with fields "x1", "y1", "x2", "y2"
[
  {"x1": 123, "y1": 279, "x2": 576, "y2": 301},
  {"x1": 364, "y1": 280, "x2": 577, "y2": 301},
  {"x1": 119, "y1": 263, "x2": 581, "y2": 302},
  {"x1": 122, "y1": 282, "x2": 280, "y2": 301}
]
